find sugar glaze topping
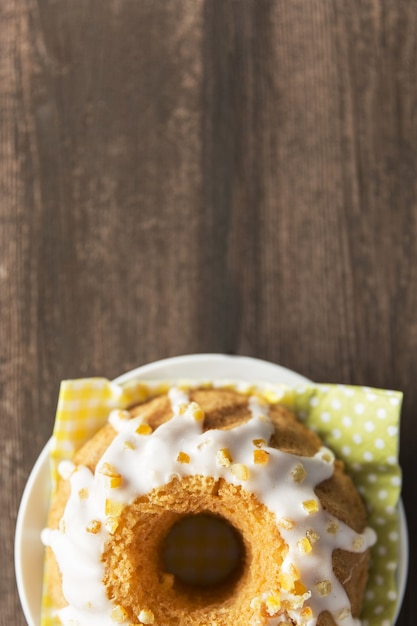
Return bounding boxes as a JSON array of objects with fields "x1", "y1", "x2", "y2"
[{"x1": 42, "y1": 385, "x2": 376, "y2": 626}]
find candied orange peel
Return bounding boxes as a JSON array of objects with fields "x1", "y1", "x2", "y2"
[
  {"x1": 253, "y1": 449, "x2": 269, "y2": 464},
  {"x1": 231, "y1": 463, "x2": 249, "y2": 481},
  {"x1": 216, "y1": 448, "x2": 233, "y2": 467},
  {"x1": 176, "y1": 451, "x2": 190, "y2": 464}
]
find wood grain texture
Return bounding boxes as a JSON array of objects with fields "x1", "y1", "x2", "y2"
[{"x1": 1, "y1": 1, "x2": 416, "y2": 624}]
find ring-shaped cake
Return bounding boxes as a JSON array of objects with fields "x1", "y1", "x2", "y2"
[{"x1": 42, "y1": 384, "x2": 376, "y2": 626}]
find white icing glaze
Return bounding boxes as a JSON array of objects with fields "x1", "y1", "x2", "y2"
[
  {"x1": 43, "y1": 385, "x2": 376, "y2": 626},
  {"x1": 57, "y1": 460, "x2": 76, "y2": 481}
]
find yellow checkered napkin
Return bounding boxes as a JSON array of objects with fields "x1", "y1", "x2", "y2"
[{"x1": 41, "y1": 379, "x2": 403, "y2": 626}]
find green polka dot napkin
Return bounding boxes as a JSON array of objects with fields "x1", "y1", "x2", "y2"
[{"x1": 282, "y1": 383, "x2": 403, "y2": 626}]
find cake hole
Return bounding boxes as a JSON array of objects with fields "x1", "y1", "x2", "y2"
[{"x1": 162, "y1": 513, "x2": 245, "y2": 588}]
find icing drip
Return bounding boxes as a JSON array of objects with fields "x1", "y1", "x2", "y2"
[
  {"x1": 43, "y1": 386, "x2": 376, "y2": 626},
  {"x1": 168, "y1": 386, "x2": 191, "y2": 415}
]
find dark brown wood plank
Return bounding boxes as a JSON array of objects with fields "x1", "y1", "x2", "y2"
[{"x1": 1, "y1": 1, "x2": 416, "y2": 623}]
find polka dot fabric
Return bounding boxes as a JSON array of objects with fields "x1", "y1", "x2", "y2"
[{"x1": 289, "y1": 384, "x2": 402, "y2": 626}]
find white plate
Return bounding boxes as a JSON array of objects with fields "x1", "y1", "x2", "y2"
[{"x1": 15, "y1": 354, "x2": 408, "y2": 625}]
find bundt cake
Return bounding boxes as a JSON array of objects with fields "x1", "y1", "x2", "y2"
[{"x1": 42, "y1": 384, "x2": 376, "y2": 626}]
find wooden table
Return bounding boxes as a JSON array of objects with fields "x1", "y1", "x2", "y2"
[{"x1": 1, "y1": 2, "x2": 415, "y2": 624}]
